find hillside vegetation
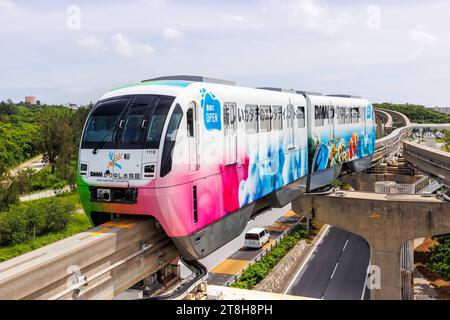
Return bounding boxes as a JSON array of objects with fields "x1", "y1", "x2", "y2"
[
  {"x1": 374, "y1": 103, "x2": 450, "y2": 124},
  {"x1": 0, "y1": 100, "x2": 92, "y2": 259},
  {"x1": 0, "y1": 100, "x2": 90, "y2": 211}
]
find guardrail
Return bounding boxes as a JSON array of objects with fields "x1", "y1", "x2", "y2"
[{"x1": 223, "y1": 217, "x2": 306, "y2": 287}]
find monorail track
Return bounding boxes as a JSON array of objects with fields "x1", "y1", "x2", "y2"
[{"x1": 0, "y1": 218, "x2": 179, "y2": 300}]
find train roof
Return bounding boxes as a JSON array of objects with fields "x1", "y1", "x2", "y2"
[
  {"x1": 142, "y1": 75, "x2": 236, "y2": 86},
  {"x1": 100, "y1": 75, "x2": 365, "y2": 102}
]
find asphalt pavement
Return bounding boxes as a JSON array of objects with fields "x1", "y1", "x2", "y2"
[{"x1": 286, "y1": 226, "x2": 370, "y2": 300}]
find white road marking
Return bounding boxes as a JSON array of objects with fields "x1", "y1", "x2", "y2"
[
  {"x1": 330, "y1": 263, "x2": 339, "y2": 280},
  {"x1": 342, "y1": 239, "x2": 349, "y2": 252},
  {"x1": 284, "y1": 224, "x2": 331, "y2": 294},
  {"x1": 361, "y1": 258, "x2": 371, "y2": 300}
]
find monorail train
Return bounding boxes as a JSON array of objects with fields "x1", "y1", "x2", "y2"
[{"x1": 77, "y1": 75, "x2": 376, "y2": 260}]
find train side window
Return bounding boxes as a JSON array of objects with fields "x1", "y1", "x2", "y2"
[
  {"x1": 314, "y1": 105, "x2": 325, "y2": 127},
  {"x1": 245, "y1": 104, "x2": 259, "y2": 134},
  {"x1": 338, "y1": 107, "x2": 345, "y2": 124},
  {"x1": 328, "y1": 107, "x2": 335, "y2": 124},
  {"x1": 160, "y1": 104, "x2": 183, "y2": 177},
  {"x1": 297, "y1": 106, "x2": 305, "y2": 128},
  {"x1": 345, "y1": 108, "x2": 352, "y2": 124},
  {"x1": 272, "y1": 105, "x2": 283, "y2": 131},
  {"x1": 187, "y1": 103, "x2": 195, "y2": 137},
  {"x1": 352, "y1": 107, "x2": 360, "y2": 124},
  {"x1": 259, "y1": 105, "x2": 272, "y2": 132}
]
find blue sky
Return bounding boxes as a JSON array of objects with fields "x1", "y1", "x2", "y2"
[{"x1": 0, "y1": 0, "x2": 449, "y2": 107}]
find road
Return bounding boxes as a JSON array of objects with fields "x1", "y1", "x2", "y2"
[
  {"x1": 9, "y1": 155, "x2": 45, "y2": 177},
  {"x1": 286, "y1": 226, "x2": 370, "y2": 300},
  {"x1": 180, "y1": 204, "x2": 292, "y2": 277}
]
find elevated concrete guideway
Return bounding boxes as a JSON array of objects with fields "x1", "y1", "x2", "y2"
[
  {"x1": 292, "y1": 191, "x2": 450, "y2": 300},
  {"x1": 374, "y1": 108, "x2": 450, "y2": 184},
  {"x1": 0, "y1": 219, "x2": 178, "y2": 300},
  {"x1": 403, "y1": 140, "x2": 450, "y2": 185}
]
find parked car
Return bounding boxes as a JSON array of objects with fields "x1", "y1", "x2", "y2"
[{"x1": 245, "y1": 228, "x2": 270, "y2": 249}]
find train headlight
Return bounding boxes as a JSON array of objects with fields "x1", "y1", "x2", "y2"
[
  {"x1": 143, "y1": 163, "x2": 156, "y2": 179},
  {"x1": 80, "y1": 163, "x2": 88, "y2": 175}
]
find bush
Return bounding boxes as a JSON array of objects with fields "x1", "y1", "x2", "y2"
[
  {"x1": 0, "y1": 213, "x2": 91, "y2": 262},
  {"x1": 231, "y1": 226, "x2": 309, "y2": 290},
  {"x1": 30, "y1": 167, "x2": 68, "y2": 191},
  {"x1": 429, "y1": 235, "x2": 450, "y2": 281},
  {"x1": 0, "y1": 197, "x2": 75, "y2": 246}
]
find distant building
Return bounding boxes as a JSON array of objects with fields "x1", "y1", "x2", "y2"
[
  {"x1": 25, "y1": 96, "x2": 37, "y2": 105},
  {"x1": 431, "y1": 107, "x2": 450, "y2": 115},
  {"x1": 66, "y1": 103, "x2": 79, "y2": 110},
  {"x1": 423, "y1": 132, "x2": 437, "y2": 149}
]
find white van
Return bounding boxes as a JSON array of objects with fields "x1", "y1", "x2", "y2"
[{"x1": 245, "y1": 228, "x2": 270, "y2": 249}]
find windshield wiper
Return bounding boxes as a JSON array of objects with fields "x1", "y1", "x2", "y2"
[
  {"x1": 92, "y1": 120, "x2": 122, "y2": 154},
  {"x1": 92, "y1": 133, "x2": 110, "y2": 155}
]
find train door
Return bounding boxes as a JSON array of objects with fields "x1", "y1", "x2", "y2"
[
  {"x1": 224, "y1": 102, "x2": 238, "y2": 165},
  {"x1": 329, "y1": 104, "x2": 335, "y2": 140},
  {"x1": 362, "y1": 106, "x2": 367, "y2": 137},
  {"x1": 363, "y1": 105, "x2": 369, "y2": 155},
  {"x1": 287, "y1": 104, "x2": 295, "y2": 150},
  {"x1": 187, "y1": 101, "x2": 199, "y2": 171}
]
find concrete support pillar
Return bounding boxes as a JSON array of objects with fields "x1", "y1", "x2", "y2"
[{"x1": 369, "y1": 248, "x2": 402, "y2": 300}]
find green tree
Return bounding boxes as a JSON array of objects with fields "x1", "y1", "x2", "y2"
[
  {"x1": 429, "y1": 235, "x2": 450, "y2": 280},
  {"x1": 37, "y1": 111, "x2": 74, "y2": 174}
]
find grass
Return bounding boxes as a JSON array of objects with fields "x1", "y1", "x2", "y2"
[
  {"x1": 58, "y1": 191, "x2": 83, "y2": 210},
  {"x1": 0, "y1": 212, "x2": 91, "y2": 262},
  {"x1": 443, "y1": 144, "x2": 450, "y2": 153},
  {"x1": 230, "y1": 222, "x2": 318, "y2": 290}
]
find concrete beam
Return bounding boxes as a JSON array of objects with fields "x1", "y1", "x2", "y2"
[
  {"x1": 292, "y1": 191, "x2": 450, "y2": 300},
  {"x1": 0, "y1": 218, "x2": 178, "y2": 300}
]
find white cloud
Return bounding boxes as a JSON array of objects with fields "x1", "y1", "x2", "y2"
[
  {"x1": 0, "y1": 0, "x2": 15, "y2": 11},
  {"x1": 291, "y1": 0, "x2": 350, "y2": 34},
  {"x1": 410, "y1": 25, "x2": 437, "y2": 46},
  {"x1": 163, "y1": 28, "x2": 183, "y2": 40},
  {"x1": 224, "y1": 14, "x2": 245, "y2": 22},
  {"x1": 0, "y1": 0, "x2": 20, "y2": 17},
  {"x1": 261, "y1": 0, "x2": 350, "y2": 35},
  {"x1": 76, "y1": 35, "x2": 106, "y2": 53},
  {"x1": 408, "y1": 25, "x2": 437, "y2": 59},
  {"x1": 112, "y1": 33, "x2": 155, "y2": 57}
]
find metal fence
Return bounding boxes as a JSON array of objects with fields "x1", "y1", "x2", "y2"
[{"x1": 19, "y1": 185, "x2": 75, "y2": 202}]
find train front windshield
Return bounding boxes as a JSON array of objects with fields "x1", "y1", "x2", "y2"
[{"x1": 81, "y1": 95, "x2": 175, "y2": 150}]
